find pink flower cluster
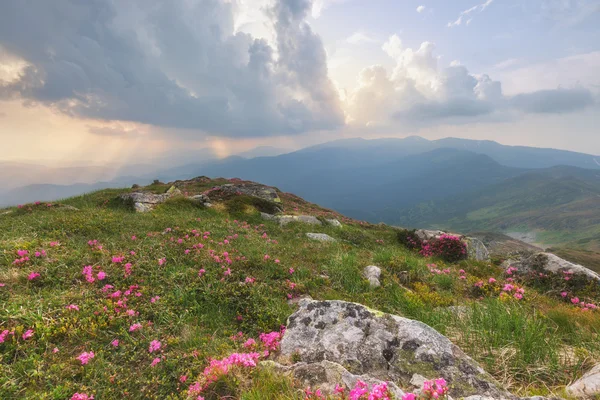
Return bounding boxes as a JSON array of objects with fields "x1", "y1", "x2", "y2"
[{"x1": 305, "y1": 380, "x2": 391, "y2": 400}]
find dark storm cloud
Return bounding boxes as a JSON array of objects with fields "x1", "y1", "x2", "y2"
[{"x1": 0, "y1": 0, "x2": 344, "y2": 137}]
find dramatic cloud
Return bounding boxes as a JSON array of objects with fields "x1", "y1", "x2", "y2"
[
  {"x1": 345, "y1": 35, "x2": 595, "y2": 128},
  {"x1": 0, "y1": 0, "x2": 344, "y2": 138},
  {"x1": 448, "y1": 0, "x2": 494, "y2": 27}
]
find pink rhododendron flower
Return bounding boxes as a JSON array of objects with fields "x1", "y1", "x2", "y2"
[
  {"x1": 129, "y1": 323, "x2": 142, "y2": 332},
  {"x1": 22, "y1": 329, "x2": 34, "y2": 340},
  {"x1": 97, "y1": 271, "x2": 106, "y2": 280},
  {"x1": 27, "y1": 272, "x2": 40, "y2": 281},
  {"x1": 151, "y1": 357, "x2": 161, "y2": 367},
  {"x1": 77, "y1": 351, "x2": 95, "y2": 365},
  {"x1": 149, "y1": 340, "x2": 162, "y2": 353},
  {"x1": 111, "y1": 339, "x2": 119, "y2": 347},
  {"x1": 488, "y1": 277, "x2": 496, "y2": 283},
  {"x1": 66, "y1": 304, "x2": 80, "y2": 311},
  {"x1": 71, "y1": 393, "x2": 94, "y2": 400},
  {"x1": 572, "y1": 297, "x2": 580, "y2": 304}
]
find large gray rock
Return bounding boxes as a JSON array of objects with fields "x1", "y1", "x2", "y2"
[
  {"x1": 363, "y1": 265, "x2": 382, "y2": 288},
  {"x1": 567, "y1": 364, "x2": 600, "y2": 397},
  {"x1": 119, "y1": 186, "x2": 182, "y2": 212},
  {"x1": 278, "y1": 300, "x2": 511, "y2": 399},
  {"x1": 306, "y1": 233, "x2": 336, "y2": 242},
  {"x1": 326, "y1": 219, "x2": 342, "y2": 227},
  {"x1": 502, "y1": 252, "x2": 600, "y2": 281}
]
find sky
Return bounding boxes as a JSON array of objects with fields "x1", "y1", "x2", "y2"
[{"x1": 0, "y1": 0, "x2": 599, "y2": 165}]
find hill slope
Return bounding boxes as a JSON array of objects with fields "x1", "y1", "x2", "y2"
[
  {"x1": 2, "y1": 178, "x2": 600, "y2": 398},
  {"x1": 399, "y1": 166, "x2": 600, "y2": 250}
]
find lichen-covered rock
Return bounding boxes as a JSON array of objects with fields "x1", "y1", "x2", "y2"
[
  {"x1": 363, "y1": 265, "x2": 382, "y2": 287},
  {"x1": 260, "y1": 360, "x2": 405, "y2": 398},
  {"x1": 189, "y1": 194, "x2": 212, "y2": 207},
  {"x1": 502, "y1": 252, "x2": 600, "y2": 281},
  {"x1": 279, "y1": 215, "x2": 322, "y2": 226},
  {"x1": 306, "y1": 233, "x2": 336, "y2": 242},
  {"x1": 278, "y1": 300, "x2": 511, "y2": 399},
  {"x1": 566, "y1": 363, "x2": 600, "y2": 397}
]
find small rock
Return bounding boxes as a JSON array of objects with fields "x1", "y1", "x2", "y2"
[
  {"x1": 363, "y1": 265, "x2": 382, "y2": 287},
  {"x1": 261, "y1": 212, "x2": 277, "y2": 221},
  {"x1": 567, "y1": 363, "x2": 600, "y2": 397},
  {"x1": 326, "y1": 219, "x2": 342, "y2": 227},
  {"x1": 306, "y1": 233, "x2": 336, "y2": 242},
  {"x1": 279, "y1": 215, "x2": 322, "y2": 226}
]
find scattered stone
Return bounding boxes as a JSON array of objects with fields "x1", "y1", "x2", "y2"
[
  {"x1": 502, "y1": 252, "x2": 600, "y2": 282},
  {"x1": 261, "y1": 212, "x2": 277, "y2": 221},
  {"x1": 279, "y1": 215, "x2": 322, "y2": 226},
  {"x1": 566, "y1": 363, "x2": 600, "y2": 397},
  {"x1": 326, "y1": 218, "x2": 342, "y2": 227},
  {"x1": 363, "y1": 265, "x2": 382, "y2": 287},
  {"x1": 189, "y1": 194, "x2": 212, "y2": 207},
  {"x1": 306, "y1": 233, "x2": 336, "y2": 242},
  {"x1": 278, "y1": 300, "x2": 510, "y2": 399}
]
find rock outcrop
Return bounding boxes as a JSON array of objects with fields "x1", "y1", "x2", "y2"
[
  {"x1": 277, "y1": 300, "x2": 511, "y2": 399},
  {"x1": 119, "y1": 186, "x2": 182, "y2": 212},
  {"x1": 306, "y1": 233, "x2": 336, "y2": 242},
  {"x1": 567, "y1": 363, "x2": 600, "y2": 398},
  {"x1": 279, "y1": 215, "x2": 322, "y2": 226},
  {"x1": 502, "y1": 252, "x2": 600, "y2": 281},
  {"x1": 218, "y1": 182, "x2": 281, "y2": 204},
  {"x1": 363, "y1": 265, "x2": 382, "y2": 287}
]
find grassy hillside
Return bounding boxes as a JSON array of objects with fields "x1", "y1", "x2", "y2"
[
  {"x1": 398, "y1": 166, "x2": 600, "y2": 251},
  {"x1": 2, "y1": 179, "x2": 600, "y2": 399}
]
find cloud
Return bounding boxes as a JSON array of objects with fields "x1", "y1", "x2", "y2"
[
  {"x1": 88, "y1": 125, "x2": 144, "y2": 138},
  {"x1": 346, "y1": 31, "x2": 377, "y2": 45},
  {"x1": 0, "y1": 0, "x2": 344, "y2": 138},
  {"x1": 448, "y1": 0, "x2": 493, "y2": 27},
  {"x1": 416, "y1": 5, "x2": 426, "y2": 13},
  {"x1": 510, "y1": 88, "x2": 595, "y2": 114},
  {"x1": 346, "y1": 34, "x2": 595, "y2": 128},
  {"x1": 311, "y1": 0, "x2": 349, "y2": 18}
]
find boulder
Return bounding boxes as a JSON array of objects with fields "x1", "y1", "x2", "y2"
[
  {"x1": 326, "y1": 219, "x2": 342, "y2": 227},
  {"x1": 260, "y1": 212, "x2": 277, "y2": 221},
  {"x1": 218, "y1": 183, "x2": 281, "y2": 203},
  {"x1": 306, "y1": 233, "x2": 336, "y2": 242},
  {"x1": 363, "y1": 265, "x2": 382, "y2": 287},
  {"x1": 119, "y1": 185, "x2": 181, "y2": 212},
  {"x1": 567, "y1": 364, "x2": 600, "y2": 397},
  {"x1": 279, "y1": 215, "x2": 322, "y2": 226},
  {"x1": 277, "y1": 300, "x2": 511, "y2": 399},
  {"x1": 189, "y1": 194, "x2": 212, "y2": 207},
  {"x1": 502, "y1": 252, "x2": 600, "y2": 281},
  {"x1": 415, "y1": 229, "x2": 490, "y2": 261}
]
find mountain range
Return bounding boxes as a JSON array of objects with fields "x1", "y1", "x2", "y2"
[{"x1": 2, "y1": 136, "x2": 600, "y2": 250}]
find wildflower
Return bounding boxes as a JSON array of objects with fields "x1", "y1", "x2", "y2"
[
  {"x1": 77, "y1": 351, "x2": 95, "y2": 365},
  {"x1": 151, "y1": 296, "x2": 160, "y2": 303},
  {"x1": 474, "y1": 281, "x2": 484, "y2": 288},
  {"x1": 514, "y1": 293, "x2": 523, "y2": 300},
  {"x1": 151, "y1": 357, "x2": 161, "y2": 367},
  {"x1": 275, "y1": 259, "x2": 280, "y2": 263},
  {"x1": 97, "y1": 271, "x2": 106, "y2": 280},
  {"x1": 27, "y1": 272, "x2": 40, "y2": 281},
  {"x1": 179, "y1": 375, "x2": 188, "y2": 383},
  {"x1": 66, "y1": 304, "x2": 80, "y2": 311},
  {"x1": 488, "y1": 277, "x2": 496, "y2": 284},
  {"x1": 111, "y1": 339, "x2": 119, "y2": 347},
  {"x1": 289, "y1": 268, "x2": 295, "y2": 274},
  {"x1": 22, "y1": 329, "x2": 34, "y2": 340},
  {"x1": 243, "y1": 338, "x2": 256, "y2": 348},
  {"x1": 223, "y1": 268, "x2": 231, "y2": 276},
  {"x1": 561, "y1": 291, "x2": 568, "y2": 297},
  {"x1": 198, "y1": 269, "x2": 206, "y2": 277},
  {"x1": 53, "y1": 347, "x2": 59, "y2": 353},
  {"x1": 71, "y1": 393, "x2": 94, "y2": 400},
  {"x1": 158, "y1": 258, "x2": 166, "y2": 266},
  {"x1": 1, "y1": 330, "x2": 11, "y2": 343},
  {"x1": 402, "y1": 394, "x2": 416, "y2": 400},
  {"x1": 572, "y1": 297, "x2": 580, "y2": 304},
  {"x1": 149, "y1": 340, "x2": 162, "y2": 353},
  {"x1": 129, "y1": 323, "x2": 142, "y2": 332}
]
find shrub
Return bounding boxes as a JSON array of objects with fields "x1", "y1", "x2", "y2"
[
  {"x1": 428, "y1": 234, "x2": 467, "y2": 263},
  {"x1": 396, "y1": 229, "x2": 422, "y2": 250}
]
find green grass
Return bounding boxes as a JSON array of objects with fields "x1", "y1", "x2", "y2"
[{"x1": 2, "y1": 180, "x2": 600, "y2": 398}]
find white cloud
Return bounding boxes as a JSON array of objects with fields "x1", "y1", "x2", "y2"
[
  {"x1": 311, "y1": 0, "x2": 349, "y2": 18},
  {"x1": 346, "y1": 31, "x2": 377, "y2": 45},
  {"x1": 448, "y1": 0, "x2": 493, "y2": 27},
  {"x1": 416, "y1": 5, "x2": 426, "y2": 13}
]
